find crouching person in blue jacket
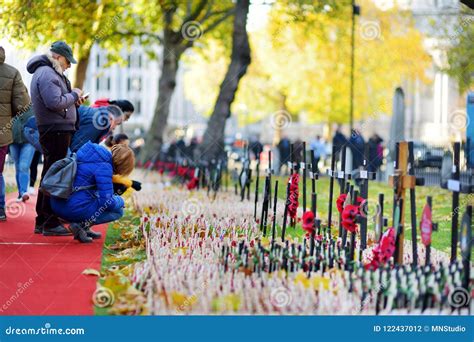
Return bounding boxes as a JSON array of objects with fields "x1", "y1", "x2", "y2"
[{"x1": 51, "y1": 141, "x2": 135, "y2": 243}]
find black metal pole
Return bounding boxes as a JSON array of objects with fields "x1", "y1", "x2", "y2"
[
  {"x1": 271, "y1": 180, "x2": 279, "y2": 251},
  {"x1": 328, "y1": 144, "x2": 336, "y2": 233},
  {"x1": 408, "y1": 141, "x2": 418, "y2": 267},
  {"x1": 302, "y1": 141, "x2": 307, "y2": 212},
  {"x1": 281, "y1": 178, "x2": 291, "y2": 242},
  {"x1": 254, "y1": 153, "x2": 260, "y2": 221},
  {"x1": 451, "y1": 142, "x2": 461, "y2": 262},
  {"x1": 426, "y1": 196, "x2": 432, "y2": 267}
]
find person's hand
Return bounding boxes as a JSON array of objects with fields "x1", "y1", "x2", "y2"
[
  {"x1": 72, "y1": 88, "x2": 83, "y2": 98},
  {"x1": 131, "y1": 180, "x2": 142, "y2": 191},
  {"x1": 75, "y1": 97, "x2": 86, "y2": 105}
]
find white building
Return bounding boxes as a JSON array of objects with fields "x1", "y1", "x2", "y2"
[{"x1": 84, "y1": 44, "x2": 205, "y2": 140}]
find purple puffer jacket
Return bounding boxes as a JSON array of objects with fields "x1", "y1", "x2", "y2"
[{"x1": 26, "y1": 54, "x2": 78, "y2": 133}]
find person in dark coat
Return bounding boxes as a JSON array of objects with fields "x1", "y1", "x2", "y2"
[
  {"x1": 91, "y1": 98, "x2": 134, "y2": 121},
  {"x1": 70, "y1": 105, "x2": 123, "y2": 152},
  {"x1": 51, "y1": 142, "x2": 133, "y2": 243},
  {"x1": 0, "y1": 46, "x2": 30, "y2": 220},
  {"x1": 249, "y1": 137, "x2": 264, "y2": 159},
  {"x1": 348, "y1": 129, "x2": 366, "y2": 170},
  {"x1": 367, "y1": 133, "x2": 384, "y2": 173},
  {"x1": 332, "y1": 125, "x2": 347, "y2": 156},
  {"x1": 27, "y1": 41, "x2": 85, "y2": 236},
  {"x1": 277, "y1": 136, "x2": 291, "y2": 174}
]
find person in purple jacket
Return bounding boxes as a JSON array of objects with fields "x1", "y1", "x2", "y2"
[{"x1": 27, "y1": 41, "x2": 85, "y2": 236}]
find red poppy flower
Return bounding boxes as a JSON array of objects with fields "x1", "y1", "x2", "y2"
[
  {"x1": 341, "y1": 204, "x2": 359, "y2": 233},
  {"x1": 336, "y1": 193, "x2": 347, "y2": 213},
  {"x1": 288, "y1": 174, "x2": 299, "y2": 219},
  {"x1": 187, "y1": 177, "x2": 199, "y2": 190},
  {"x1": 302, "y1": 211, "x2": 315, "y2": 235},
  {"x1": 365, "y1": 227, "x2": 395, "y2": 270}
]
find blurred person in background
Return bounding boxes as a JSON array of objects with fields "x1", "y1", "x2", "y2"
[
  {"x1": 310, "y1": 135, "x2": 327, "y2": 174},
  {"x1": 0, "y1": 46, "x2": 30, "y2": 221},
  {"x1": 10, "y1": 107, "x2": 36, "y2": 203},
  {"x1": 277, "y1": 136, "x2": 290, "y2": 174}
]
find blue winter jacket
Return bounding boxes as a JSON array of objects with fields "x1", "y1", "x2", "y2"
[
  {"x1": 70, "y1": 105, "x2": 111, "y2": 152},
  {"x1": 51, "y1": 142, "x2": 124, "y2": 222}
]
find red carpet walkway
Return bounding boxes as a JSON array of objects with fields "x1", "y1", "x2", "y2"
[{"x1": 0, "y1": 192, "x2": 107, "y2": 315}]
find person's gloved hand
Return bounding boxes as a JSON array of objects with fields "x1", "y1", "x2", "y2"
[
  {"x1": 113, "y1": 183, "x2": 128, "y2": 196},
  {"x1": 131, "y1": 180, "x2": 142, "y2": 191}
]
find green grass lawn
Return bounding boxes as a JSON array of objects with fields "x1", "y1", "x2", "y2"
[
  {"x1": 95, "y1": 210, "x2": 145, "y2": 315},
  {"x1": 257, "y1": 175, "x2": 469, "y2": 256}
]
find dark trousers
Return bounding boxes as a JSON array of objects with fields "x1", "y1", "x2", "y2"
[
  {"x1": 36, "y1": 131, "x2": 72, "y2": 228},
  {"x1": 30, "y1": 150, "x2": 42, "y2": 187}
]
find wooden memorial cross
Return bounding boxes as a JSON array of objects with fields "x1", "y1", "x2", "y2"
[{"x1": 389, "y1": 141, "x2": 416, "y2": 265}]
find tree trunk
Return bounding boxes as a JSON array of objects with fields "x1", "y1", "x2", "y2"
[
  {"x1": 73, "y1": 54, "x2": 90, "y2": 89},
  {"x1": 197, "y1": 0, "x2": 251, "y2": 162},
  {"x1": 141, "y1": 41, "x2": 181, "y2": 162}
]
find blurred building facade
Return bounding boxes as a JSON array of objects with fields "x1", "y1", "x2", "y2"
[{"x1": 84, "y1": 44, "x2": 206, "y2": 141}]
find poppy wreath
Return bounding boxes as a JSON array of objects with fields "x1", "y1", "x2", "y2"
[
  {"x1": 365, "y1": 227, "x2": 396, "y2": 270},
  {"x1": 341, "y1": 204, "x2": 360, "y2": 233},
  {"x1": 336, "y1": 193, "x2": 364, "y2": 214},
  {"x1": 302, "y1": 211, "x2": 315, "y2": 236},
  {"x1": 287, "y1": 173, "x2": 299, "y2": 219}
]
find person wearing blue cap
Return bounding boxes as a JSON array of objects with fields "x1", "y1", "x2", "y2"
[{"x1": 26, "y1": 41, "x2": 86, "y2": 236}]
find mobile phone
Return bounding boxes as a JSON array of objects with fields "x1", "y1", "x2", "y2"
[{"x1": 83, "y1": 92, "x2": 90, "y2": 99}]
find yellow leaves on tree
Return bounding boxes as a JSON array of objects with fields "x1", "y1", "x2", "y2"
[{"x1": 184, "y1": 0, "x2": 431, "y2": 126}]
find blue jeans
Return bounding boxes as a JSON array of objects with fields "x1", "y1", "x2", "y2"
[
  {"x1": 89, "y1": 206, "x2": 123, "y2": 226},
  {"x1": 0, "y1": 146, "x2": 8, "y2": 208},
  {"x1": 9, "y1": 143, "x2": 35, "y2": 197}
]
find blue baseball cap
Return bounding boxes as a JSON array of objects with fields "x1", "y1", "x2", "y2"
[{"x1": 50, "y1": 41, "x2": 77, "y2": 64}]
